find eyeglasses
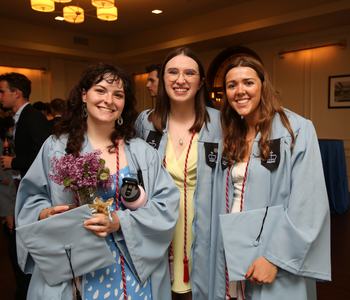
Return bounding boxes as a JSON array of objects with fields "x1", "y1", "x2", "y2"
[{"x1": 165, "y1": 68, "x2": 200, "y2": 82}]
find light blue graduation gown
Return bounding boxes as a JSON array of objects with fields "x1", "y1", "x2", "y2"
[
  {"x1": 15, "y1": 134, "x2": 180, "y2": 300},
  {"x1": 211, "y1": 110, "x2": 331, "y2": 300},
  {"x1": 135, "y1": 107, "x2": 223, "y2": 300}
]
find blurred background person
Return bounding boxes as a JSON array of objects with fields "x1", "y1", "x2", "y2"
[
  {"x1": 146, "y1": 63, "x2": 162, "y2": 98},
  {"x1": 0, "y1": 116, "x2": 16, "y2": 235},
  {"x1": 0, "y1": 72, "x2": 50, "y2": 300},
  {"x1": 44, "y1": 102, "x2": 53, "y2": 120},
  {"x1": 32, "y1": 101, "x2": 53, "y2": 120},
  {"x1": 49, "y1": 98, "x2": 66, "y2": 133}
]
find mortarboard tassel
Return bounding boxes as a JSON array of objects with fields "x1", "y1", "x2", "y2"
[{"x1": 183, "y1": 257, "x2": 189, "y2": 282}]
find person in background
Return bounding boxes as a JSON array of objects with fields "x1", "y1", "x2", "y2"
[
  {"x1": 0, "y1": 74, "x2": 50, "y2": 178},
  {"x1": 44, "y1": 102, "x2": 54, "y2": 120},
  {"x1": 0, "y1": 116, "x2": 16, "y2": 235},
  {"x1": 15, "y1": 63, "x2": 179, "y2": 300},
  {"x1": 32, "y1": 101, "x2": 47, "y2": 114},
  {"x1": 33, "y1": 101, "x2": 53, "y2": 120},
  {"x1": 0, "y1": 72, "x2": 50, "y2": 300},
  {"x1": 1, "y1": 106, "x2": 15, "y2": 118},
  {"x1": 136, "y1": 47, "x2": 221, "y2": 300},
  {"x1": 212, "y1": 55, "x2": 331, "y2": 299},
  {"x1": 49, "y1": 98, "x2": 66, "y2": 133},
  {"x1": 146, "y1": 63, "x2": 162, "y2": 98}
]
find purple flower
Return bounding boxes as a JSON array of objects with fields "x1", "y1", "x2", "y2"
[{"x1": 48, "y1": 149, "x2": 113, "y2": 193}]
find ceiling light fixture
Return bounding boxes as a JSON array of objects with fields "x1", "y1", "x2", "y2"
[
  {"x1": 97, "y1": 6, "x2": 118, "y2": 21},
  {"x1": 30, "y1": 0, "x2": 118, "y2": 23},
  {"x1": 53, "y1": 0, "x2": 72, "y2": 3},
  {"x1": 91, "y1": 0, "x2": 114, "y2": 8},
  {"x1": 152, "y1": 9, "x2": 162, "y2": 14},
  {"x1": 30, "y1": 0, "x2": 55, "y2": 12},
  {"x1": 63, "y1": 5, "x2": 84, "y2": 23}
]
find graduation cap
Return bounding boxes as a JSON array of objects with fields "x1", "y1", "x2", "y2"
[
  {"x1": 16, "y1": 205, "x2": 116, "y2": 287},
  {"x1": 219, "y1": 205, "x2": 284, "y2": 281}
]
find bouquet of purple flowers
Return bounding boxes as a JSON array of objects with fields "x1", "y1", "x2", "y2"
[{"x1": 48, "y1": 149, "x2": 113, "y2": 201}]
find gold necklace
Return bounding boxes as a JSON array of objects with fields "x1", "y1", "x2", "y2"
[{"x1": 170, "y1": 115, "x2": 190, "y2": 145}]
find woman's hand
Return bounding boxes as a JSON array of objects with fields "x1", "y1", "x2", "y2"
[
  {"x1": 245, "y1": 256, "x2": 278, "y2": 285},
  {"x1": 39, "y1": 205, "x2": 70, "y2": 220},
  {"x1": 84, "y1": 212, "x2": 120, "y2": 237}
]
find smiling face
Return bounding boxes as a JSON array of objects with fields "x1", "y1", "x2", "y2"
[
  {"x1": 225, "y1": 66, "x2": 262, "y2": 124},
  {"x1": 82, "y1": 75, "x2": 125, "y2": 128},
  {"x1": 164, "y1": 54, "x2": 204, "y2": 105}
]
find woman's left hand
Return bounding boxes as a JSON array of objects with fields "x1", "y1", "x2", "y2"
[
  {"x1": 84, "y1": 212, "x2": 120, "y2": 237},
  {"x1": 245, "y1": 256, "x2": 278, "y2": 285}
]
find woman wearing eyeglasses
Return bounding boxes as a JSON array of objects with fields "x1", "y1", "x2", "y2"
[{"x1": 136, "y1": 47, "x2": 221, "y2": 300}]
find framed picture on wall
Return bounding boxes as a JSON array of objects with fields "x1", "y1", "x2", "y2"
[{"x1": 328, "y1": 75, "x2": 350, "y2": 108}]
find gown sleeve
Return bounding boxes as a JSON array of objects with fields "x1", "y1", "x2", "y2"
[
  {"x1": 114, "y1": 140, "x2": 180, "y2": 284},
  {"x1": 134, "y1": 109, "x2": 149, "y2": 139},
  {"x1": 264, "y1": 120, "x2": 331, "y2": 281},
  {"x1": 15, "y1": 136, "x2": 74, "y2": 273}
]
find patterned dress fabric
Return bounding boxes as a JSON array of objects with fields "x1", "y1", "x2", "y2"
[{"x1": 84, "y1": 166, "x2": 152, "y2": 300}]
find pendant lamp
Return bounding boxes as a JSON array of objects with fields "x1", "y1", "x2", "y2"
[
  {"x1": 29, "y1": 0, "x2": 118, "y2": 23},
  {"x1": 30, "y1": 0, "x2": 55, "y2": 12},
  {"x1": 63, "y1": 6, "x2": 84, "y2": 23},
  {"x1": 97, "y1": 6, "x2": 117, "y2": 21},
  {"x1": 91, "y1": 0, "x2": 114, "y2": 8}
]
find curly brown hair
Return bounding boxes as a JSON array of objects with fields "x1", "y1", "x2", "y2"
[
  {"x1": 220, "y1": 56, "x2": 295, "y2": 164},
  {"x1": 54, "y1": 62, "x2": 138, "y2": 156}
]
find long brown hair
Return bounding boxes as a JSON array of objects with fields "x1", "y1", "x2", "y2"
[
  {"x1": 220, "y1": 56, "x2": 294, "y2": 163},
  {"x1": 54, "y1": 62, "x2": 138, "y2": 156},
  {"x1": 148, "y1": 47, "x2": 213, "y2": 133}
]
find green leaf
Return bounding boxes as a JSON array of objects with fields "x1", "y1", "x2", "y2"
[
  {"x1": 83, "y1": 172, "x2": 89, "y2": 177},
  {"x1": 99, "y1": 158, "x2": 106, "y2": 166},
  {"x1": 63, "y1": 177, "x2": 71, "y2": 187},
  {"x1": 100, "y1": 173, "x2": 108, "y2": 180},
  {"x1": 84, "y1": 162, "x2": 88, "y2": 170},
  {"x1": 103, "y1": 167, "x2": 110, "y2": 174}
]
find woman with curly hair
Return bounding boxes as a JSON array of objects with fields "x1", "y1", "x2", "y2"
[
  {"x1": 15, "y1": 63, "x2": 179, "y2": 300},
  {"x1": 211, "y1": 55, "x2": 331, "y2": 300}
]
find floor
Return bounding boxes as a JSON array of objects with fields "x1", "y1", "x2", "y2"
[
  {"x1": 0, "y1": 205, "x2": 349, "y2": 299},
  {"x1": 0, "y1": 221, "x2": 16, "y2": 299},
  {"x1": 316, "y1": 206, "x2": 349, "y2": 299}
]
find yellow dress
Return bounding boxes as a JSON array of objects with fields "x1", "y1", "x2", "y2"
[{"x1": 165, "y1": 133, "x2": 198, "y2": 294}]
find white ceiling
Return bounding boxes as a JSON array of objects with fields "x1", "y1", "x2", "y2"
[{"x1": 1, "y1": 0, "x2": 350, "y2": 68}]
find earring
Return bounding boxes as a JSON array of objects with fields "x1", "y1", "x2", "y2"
[
  {"x1": 241, "y1": 115, "x2": 244, "y2": 120},
  {"x1": 83, "y1": 103, "x2": 88, "y2": 118},
  {"x1": 117, "y1": 116, "x2": 123, "y2": 125}
]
